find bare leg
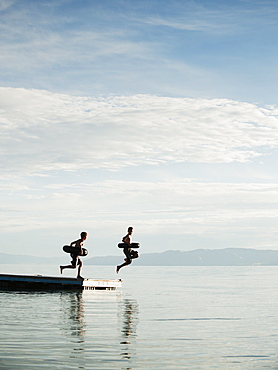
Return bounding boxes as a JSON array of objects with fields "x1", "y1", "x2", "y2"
[
  {"x1": 77, "y1": 260, "x2": 83, "y2": 279},
  {"x1": 116, "y1": 259, "x2": 131, "y2": 273},
  {"x1": 60, "y1": 265, "x2": 75, "y2": 274}
]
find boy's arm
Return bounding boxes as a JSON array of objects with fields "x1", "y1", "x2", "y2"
[
  {"x1": 75, "y1": 239, "x2": 83, "y2": 253},
  {"x1": 70, "y1": 239, "x2": 83, "y2": 255},
  {"x1": 70, "y1": 239, "x2": 79, "y2": 247},
  {"x1": 123, "y1": 235, "x2": 131, "y2": 245}
]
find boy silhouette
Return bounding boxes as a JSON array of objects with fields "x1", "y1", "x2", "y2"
[
  {"x1": 60, "y1": 231, "x2": 88, "y2": 279},
  {"x1": 116, "y1": 227, "x2": 138, "y2": 273}
]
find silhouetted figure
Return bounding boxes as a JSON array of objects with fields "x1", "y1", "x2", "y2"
[
  {"x1": 116, "y1": 227, "x2": 138, "y2": 273},
  {"x1": 60, "y1": 231, "x2": 88, "y2": 279}
]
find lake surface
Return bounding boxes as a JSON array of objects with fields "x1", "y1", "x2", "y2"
[{"x1": 1, "y1": 264, "x2": 278, "y2": 369}]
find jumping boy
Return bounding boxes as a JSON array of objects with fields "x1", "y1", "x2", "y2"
[
  {"x1": 60, "y1": 231, "x2": 88, "y2": 279},
  {"x1": 116, "y1": 227, "x2": 138, "y2": 273}
]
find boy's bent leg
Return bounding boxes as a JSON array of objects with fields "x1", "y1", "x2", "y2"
[
  {"x1": 116, "y1": 259, "x2": 132, "y2": 273},
  {"x1": 60, "y1": 265, "x2": 75, "y2": 274},
  {"x1": 60, "y1": 254, "x2": 78, "y2": 274}
]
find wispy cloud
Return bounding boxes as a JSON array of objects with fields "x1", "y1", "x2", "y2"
[
  {"x1": 0, "y1": 0, "x2": 15, "y2": 11},
  {"x1": 1, "y1": 88, "x2": 278, "y2": 177},
  {"x1": 1, "y1": 1, "x2": 277, "y2": 101},
  {"x1": 141, "y1": 1, "x2": 278, "y2": 34},
  {"x1": 1, "y1": 179, "x2": 278, "y2": 243},
  {"x1": 142, "y1": 15, "x2": 231, "y2": 34},
  {"x1": 1, "y1": 89, "x2": 278, "y2": 254}
]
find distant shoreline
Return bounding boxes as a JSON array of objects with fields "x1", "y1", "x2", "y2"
[{"x1": 1, "y1": 247, "x2": 278, "y2": 266}]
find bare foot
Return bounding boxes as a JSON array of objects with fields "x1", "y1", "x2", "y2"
[
  {"x1": 77, "y1": 275, "x2": 84, "y2": 280},
  {"x1": 116, "y1": 266, "x2": 120, "y2": 274}
]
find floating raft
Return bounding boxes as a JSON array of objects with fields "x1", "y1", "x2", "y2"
[{"x1": 0, "y1": 274, "x2": 122, "y2": 291}]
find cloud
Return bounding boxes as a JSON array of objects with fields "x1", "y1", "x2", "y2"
[
  {"x1": 0, "y1": 2, "x2": 154, "y2": 79},
  {"x1": 141, "y1": 1, "x2": 278, "y2": 35},
  {"x1": 1, "y1": 88, "x2": 278, "y2": 177},
  {"x1": 143, "y1": 16, "x2": 229, "y2": 33},
  {"x1": 1, "y1": 178, "x2": 278, "y2": 237},
  {"x1": 1, "y1": 1, "x2": 277, "y2": 102},
  {"x1": 0, "y1": 0, "x2": 16, "y2": 11},
  {"x1": 1, "y1": 160, "x2": 278, "y2": 254}
]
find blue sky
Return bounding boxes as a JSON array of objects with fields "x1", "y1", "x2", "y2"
[
  {"x1": 1, "y1": 0, "x2": 278, "y2": 260},
  {"x1": 2, "y1": 0, "x2": 278, "y2": 102}
]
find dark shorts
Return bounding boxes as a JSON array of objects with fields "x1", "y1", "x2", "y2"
[
  {"x1": 123, "y1": 247, "x2": 138, "y2": 262},
  {"x1": 70, "y1": 253, "x2": 81, "y2": 267}
]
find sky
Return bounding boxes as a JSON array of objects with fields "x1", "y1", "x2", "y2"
[{"x1": 1, "y1": 0, "x2": 278, "y2": 258}]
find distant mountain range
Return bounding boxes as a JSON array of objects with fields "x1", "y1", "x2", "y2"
[{"x1": 1, "y1": 248, "x2": 278, "y2": 266}]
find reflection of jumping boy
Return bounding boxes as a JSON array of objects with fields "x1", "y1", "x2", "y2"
[
  {"x1": 116, "y1": 227, "x2": 139, "y2": 273},
  {"x1": 60, "y1": 231, "x2": 88, "y2": 279}
]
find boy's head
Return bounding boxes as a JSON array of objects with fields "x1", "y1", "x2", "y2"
[
  {"x1": 128, "y1": 227, "x2": 133, "y2": 234},
  {"x1": 80, "y1": 231, "x2": 88, "y2": 240}
]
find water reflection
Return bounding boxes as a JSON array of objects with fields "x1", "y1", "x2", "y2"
[
  {"x1": 60, "y1": 292, "x2": 86, "y2": 352},
  {"x1": 119, "y1": 298, "x2": 139, "y2": 363}
]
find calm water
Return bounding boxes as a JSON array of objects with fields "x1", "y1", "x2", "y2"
[{"x1": 1, "y1": 264, "x2": 278, "y2": 369}]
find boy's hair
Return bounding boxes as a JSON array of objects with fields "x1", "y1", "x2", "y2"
[
  {"x1": 128, "y1": 227, "x2": 133, "y2": 232},
  {"x1": 80, "y1": 231, "x2": 87, "y2": 238}
]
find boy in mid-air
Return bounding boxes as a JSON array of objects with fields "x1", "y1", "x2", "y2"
[
  {"x1": 116, "y1": 227, "x2": 138, "y2": 273},
  {"x1": 60, "y1": 231, "x2": 88, "y2": 279}
]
